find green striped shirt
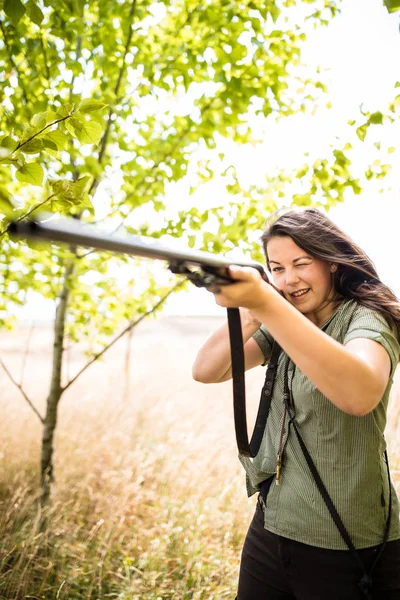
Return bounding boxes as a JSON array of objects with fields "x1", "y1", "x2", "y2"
[{"x1": 239, "y1": 298, "x2": 400, "y2": 549}]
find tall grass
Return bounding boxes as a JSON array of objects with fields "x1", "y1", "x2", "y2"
[
  {"x1": 0, "y1": 317, "x2": 266, "y2": 599},
  {"x1": 0, "y1": 317, "x2": 399, "y2": 599}
]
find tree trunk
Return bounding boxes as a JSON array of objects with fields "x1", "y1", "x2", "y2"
[{"x1": 40, "y1": 261, "x2": 75, "y2": 514}]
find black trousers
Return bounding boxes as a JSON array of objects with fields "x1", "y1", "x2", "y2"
[{"x1": 237, "y1": 500, "x2": 400, "y2": 600}]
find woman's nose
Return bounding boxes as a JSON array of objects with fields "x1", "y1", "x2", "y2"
[{"x1": 285, "y1": 268, "x2": 300, "y2": 286}]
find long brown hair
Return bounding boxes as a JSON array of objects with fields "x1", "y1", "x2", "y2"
[{"x1": 261, "y1": 208, "x2": 400, "y2": 341}]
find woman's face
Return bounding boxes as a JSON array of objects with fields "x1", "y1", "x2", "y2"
[{"x1": 266, "y1": 235, "x2": 338, "y2": 326}]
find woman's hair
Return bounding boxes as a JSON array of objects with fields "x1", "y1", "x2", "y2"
[{"x1": 261, "y1": 207, "x2": 400, "y2": 341}]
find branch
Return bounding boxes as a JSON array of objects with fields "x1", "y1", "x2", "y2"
[
  {"x1": 89, "y1": 0, "x2": 138, "y2": 195},
  {"x1": 0, "y1": 356, "x2": 44, "y2": 423},
  {"x1": 0, "y1": 194, "x2": 56, "y2": 237},
  {"x1": 15, "y1": 115, "x2": 71, "y2": 153},
  {"x1": 62, "y1": 278, "x2": 186, "y2": 392}
]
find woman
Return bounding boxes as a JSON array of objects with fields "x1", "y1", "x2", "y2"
[{"x1": 192, "y1": 208, "x2": 400, "y2": 600}]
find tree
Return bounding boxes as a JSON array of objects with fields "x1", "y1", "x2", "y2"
[{"x1": 0, "y1": 0, "x2": 344, "y2": 511}]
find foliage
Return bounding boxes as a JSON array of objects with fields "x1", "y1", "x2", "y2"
[
  {"x1": 384, "y1": 0, "x2": 400, "y2": 13},
  {"x1": 0, "y1": 0, "x2": 342, "y2": 336}
]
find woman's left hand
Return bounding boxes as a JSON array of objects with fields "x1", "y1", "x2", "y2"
[{"x1": 208, "y1": 265, "x2": 272, "y2": 310}]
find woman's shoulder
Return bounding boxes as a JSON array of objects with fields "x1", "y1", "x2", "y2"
[
  {"x1": 342, "y1": 298, "x2": 391, "y2": 329},
  {"x1": 331, "y1": 298, "x2": 396, "y2": 342}
]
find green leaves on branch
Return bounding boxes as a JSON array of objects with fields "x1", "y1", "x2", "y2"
[
  {"x1": 65, "y1": 118, "x2": 103, "y2": 145},
  {"x1": 3, "y1": 0, "x2": 25, "y2": 23},
  {"x1": 50, "y1": 176, "x2": 93, "y2": 215},
  {"x1": 284, "y1": 147, "x2": 362, "y2": 209},
  {"x1": 0, "y1": 100, "x2": 107, "y2": 192},
  {"x1": 354, "y1": 112, "x2": 385, "y2": 141},
  {"x1": 26, "y1": 0, "x2": 44, "y2": 25},
  {"x1": 79, "y1": 99, "x2": 108, "y2": 114},
  {"x1": 15, "y1": 163, "x2": 44, "y2": 186},
  {"x1": 350, "y1": 89, "x2": 400, "y2": 143},
  {"x1": 3, "y1": 0, "x2": 44, "y2": 25}
]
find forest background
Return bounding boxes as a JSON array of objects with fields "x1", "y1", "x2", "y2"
[{"x1": 1, "y1": 0, "x2": 400, "y2": 598}]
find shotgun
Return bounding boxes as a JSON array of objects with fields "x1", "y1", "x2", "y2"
[{"x1": 9, "y1": 216, "x2": 273, "y2": 457}]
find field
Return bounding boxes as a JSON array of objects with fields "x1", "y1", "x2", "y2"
[{"x1": 0, "y1": 316, "x2": 400, "y2": 600}]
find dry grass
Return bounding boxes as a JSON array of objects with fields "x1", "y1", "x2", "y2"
[
  {"x1": 0, "y1": 317, "x2": 266, "y2": 600},
  {"x1": 0, "y1": 316, "x2": 399, "y2": 600}
]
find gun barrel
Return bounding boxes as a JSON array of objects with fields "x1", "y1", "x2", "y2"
[{"x1": 9, "y1": 217, "x2": 266, "y2": 276}]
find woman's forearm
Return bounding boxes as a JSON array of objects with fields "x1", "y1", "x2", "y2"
[
  {"x1": 250, "y1": 286, "x2": 384, "y2": 416},
  {"x1": 192, "y1": 308, "x2": 261, "y2": 383}
]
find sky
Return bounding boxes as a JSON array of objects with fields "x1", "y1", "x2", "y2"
[
  {"x1": 163, "y1": 0, "x2": 400, "y2": 316},
  {"x1": 16, "y1": 0, "x2": 400, "y2": 320}
]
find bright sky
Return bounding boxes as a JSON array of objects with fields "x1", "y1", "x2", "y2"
[
  {"x1": 17, "y1": 0, "x2": 400, "y2": 320},
  {"x1": 164, "y1": 0, "x2": 400, "y2": 315}
]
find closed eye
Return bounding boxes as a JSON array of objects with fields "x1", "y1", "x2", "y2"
[{"x1": 271, "y1": 263, "x2": 309, "y2": 272}]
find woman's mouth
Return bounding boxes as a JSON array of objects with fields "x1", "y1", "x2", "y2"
[{"x1": 290, "y1": 288, "x2": 310, "y2": 300}]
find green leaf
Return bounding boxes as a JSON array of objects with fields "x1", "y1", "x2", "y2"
[
  {"x1": 15, "y1": 163, "x2": 44, "y2": 186},
  {"x1": 74, "y1": 121, "x2": 103, "y2": 144},
  {"x1": 26, "y1": 0, "x2": 44, "y2": 25},
  {"x1": 296, "y1": 165, "x2": 309, "y2": 179},
  {"x1": 41, "y1": 138, "x2": 59, "y2": 157},
  {"x1": 293, "y1": 193, "x2": 312, "y2": 206},
  {"x1": 383, "y1": 0, "x2": 400, "y2": 13},
  {"x1": 69, "y1": 176, "x2": 90, "y2": 198},
  {"x1": 32, "y1": 111, "x2": 57, "y2": 129},
  {"x1": 64, "y1": 119, "x2": 79, "y2": 138},
  {"x1": 76, "y1": 194, "x2": 95, "y2": 216},
  {"x1": 20, "y1": 139, "x2": 44, "y2": 154},
  {"x1": 56, "y1": 104, "x2": 75, "y2": 119},
  {"x1": 51, "y1": 176, "x2": 90, "y2": 203},
  {"x1": 43, "y1": 130, "x2": 69, "y2": 150},
  {"x1": 356, "y1": 123, "x2": 368, "y2": 142},
  {"x1": 369, "y1": 112, "x2": 383, "y2": 125},
  {"x1": 79, "y1": 99, "x2": 108, "y2": 113},
  {"x1": 0, "y1": 190, "x2": 15, "y2": 217},
  {"x1": 4, "y1": 0, "x2": 25, "y2": 23},
  {"x1": 0, "y1": 136, "x2": 18, "y2": 157}
]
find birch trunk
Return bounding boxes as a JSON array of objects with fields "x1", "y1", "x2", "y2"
[{"x1": 40, "y1": 261, "x2": 75, "y2": 510}]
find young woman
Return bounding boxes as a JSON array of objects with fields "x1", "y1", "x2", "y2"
[{"x1": 192, "y1": 208, "x2": 400, "y2": 600}]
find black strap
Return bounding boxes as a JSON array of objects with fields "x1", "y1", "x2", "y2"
[
  {"x1": 283, "y1": 360, "x2": 392, "y2": 598},
  {"x1": 227, "y1": 308, "x2": 281, "y2": 457},
  {"x1": 250, "y1": 340, "x2": 281, "y2": 457}
]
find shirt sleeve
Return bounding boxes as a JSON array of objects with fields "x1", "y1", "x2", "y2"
[
  {"x1": 343, "y1": 306, "x2": 400, "y2": 378},
  {"x1": 252, "y1": 325, "x2": 274, "y2": 367}
]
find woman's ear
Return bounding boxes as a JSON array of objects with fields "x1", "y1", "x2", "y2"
[{"x1": 330, "y1": 263, "x2": 338, "y2": 273}]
